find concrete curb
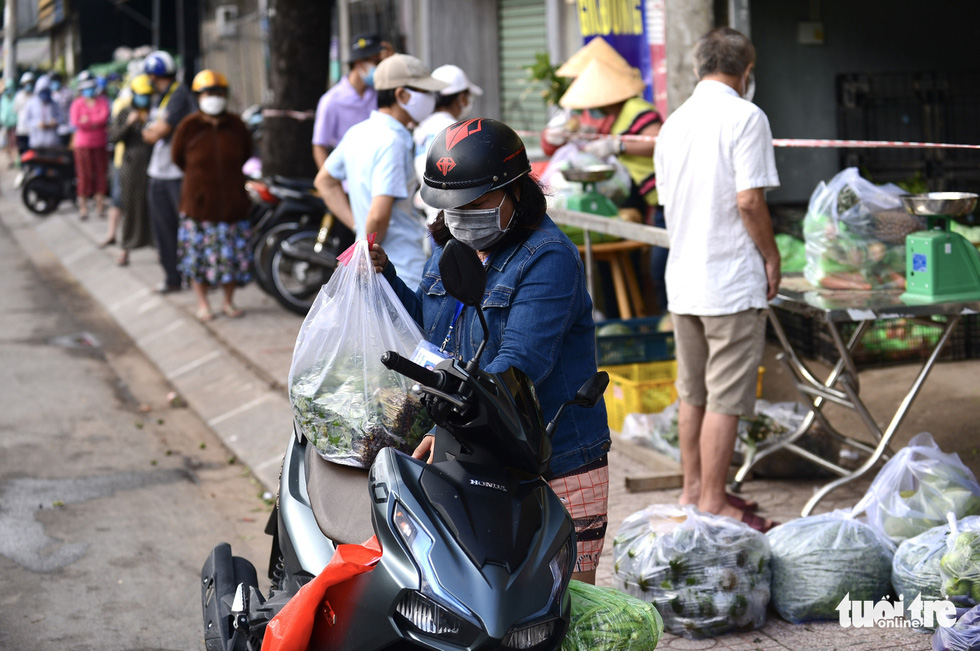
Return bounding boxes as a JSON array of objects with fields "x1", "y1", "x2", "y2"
[{"x1": 1, "y1": 184, "x2": 287, "y2": 493}]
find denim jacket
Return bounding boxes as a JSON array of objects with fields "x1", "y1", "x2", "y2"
[{"x1": 384, "y1": 215, "x2": 610, "y2": 477}]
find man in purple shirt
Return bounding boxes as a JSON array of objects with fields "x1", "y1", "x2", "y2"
[{"x1": 311, "y1": 34, "x2": 387, "y2": 168}]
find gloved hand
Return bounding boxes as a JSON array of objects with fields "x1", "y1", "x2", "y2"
[
  {"x1": 583, "y1": 137, "x2": 622, "y2": 159},
  {"x1": 542, "y1": 126, "x2": 569, "y2": 147}
]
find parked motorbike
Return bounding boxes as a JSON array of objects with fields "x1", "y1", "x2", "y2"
[
  {"x1": 201, "y1": 239, "x2": 608, "y2": 650},
  {"x1": 17, "y1": 147, "x2": 77, "y2": 215}
]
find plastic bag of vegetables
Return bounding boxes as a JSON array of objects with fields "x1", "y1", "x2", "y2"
[
  {"x1": 767, "y1": 509, "x2": 894, "y2": 623},
  {"x1": 852, "y1": 432, "x2": 980, "y2": 545},
  {"x1": 612, "y1": 504, "x2": 771, "y2": 639},
  {"x1": 802, "y1": 167, "x2": 922, "y2": 290},
  {"x1": 893, "y1": 522, "x2": 953, "y2": 630},
  {"x1": 288, "y1": 237, "x2": 433, "y2": 468},
  {"x1": 561, "y1": 580, "x2": 664, "y2": 650},
  {"x1": 940, "y1": 517, "x2": 980, "y2": 606},
  {"x1": 932, "y1": 604, "x2": 980, "y2": 651}
]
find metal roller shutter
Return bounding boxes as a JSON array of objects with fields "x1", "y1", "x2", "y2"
[{"x1": 498, "y1": 0, "x2": 550, "y2": 133}]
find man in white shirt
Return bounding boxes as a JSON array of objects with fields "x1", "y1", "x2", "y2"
[{"x1": 654, "y1": 27, "x2": 781, "y2": 532}]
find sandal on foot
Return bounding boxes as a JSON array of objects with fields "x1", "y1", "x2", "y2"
[
  {"x1": 98, "y1": 237, "x2": 116, "y2": 248},
  {"x1": 221, "y1": 304, "x2": 243, "y2": 318},
  {"x1": 195, "y1": 308, "x2": 214, "y2": 323},
  {"x1": 728, "y1": 494, "x2": 759, "y2": 512},
  {"x1": 741, "y1": 510, "x2": 778, "y2": 533},
  {"x1": 116, "y1": 251, "x2": 129, "y2": 266}
]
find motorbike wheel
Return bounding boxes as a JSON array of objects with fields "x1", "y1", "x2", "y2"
[
  {"x1": 21, "y1": 177, "x2": 62, "y2": 215},
  {"x1": 252, "y1": 221, "x2": 300, "y2": 295},
  {"x1": 267, "y1": 229, "x2": 337, "y2": 316}
]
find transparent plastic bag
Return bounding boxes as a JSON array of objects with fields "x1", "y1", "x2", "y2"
[
  {"x1": 561, "y1": 580, "x2": 664, "y2": 650},
  {"x1": 767, "y1": 509, "x2": 894, "y2": 623},
  {"x1": 539, "y1": 142, "x2": 632, "y2": 207},
  {"x1": 620, "y1": 402, "x2": 680, "y2": 462},
  {"x1": 852, "y1": 432, "x2": 980, "y2": 545},
  {"x1": 894, "y1": 522, "x2": 953, "y2": 630},
  {"x1": 802, "y1": 167, "x2": 922, "y2": 290},
  {"x1": 932, "y1": 604, "x2": 980, "y2": 651},
  {"x1": 612, "y1": 504, "x2": 771, "y2": 639},
  {"x1": 941, "y1": 517, "x2": 980, "y2": 606},
  {"x1": 287, "y1": 237, "x2": 432, "y2": 468}
]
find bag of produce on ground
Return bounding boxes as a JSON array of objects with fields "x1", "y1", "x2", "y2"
[
  {"x1": 893, "y1": 522, "x2": 953, "y2": 630},
  {"x1": 612, "y1": 504, "x2": 771, "y2": 639},
  {"x1": 803, "y1": 167, "x2": 924, "y2": 290},
  {"x1": 940, "y1": 517, "x2": 980, "y2": 606},
  {"x1": 932, "y1": 604, "x2": 980, "y2": 651},
  {"x1": 561, "y1": 580, "x2": 664, "y2": 650},
  {"x1": 287, "y1": 237, "x2": 433, "y2": 468},
  {"x1": 767, "y1": 509, "x2": 894, "y2": 623},
  {"x1": 852, "y1": 432, "x2": 980, "y2": 546},
  {"x1": 621, "y1": 402, "x2": 681, "y2": 462}
]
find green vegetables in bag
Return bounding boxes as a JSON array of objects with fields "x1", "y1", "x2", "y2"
[
  {"x1": 892, "y1": 523, "x2": 951, "y2": 630},
  {"x1": 561, "y1": 581, "x2": 664, "y2": 650},
  {"x1": 940, "y1": 530, "x2": 980, "y2": 604}
]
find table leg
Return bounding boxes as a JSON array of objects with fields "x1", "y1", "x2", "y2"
[{"x1": 608, "y1": 255, "x2": 632, "y2": 320}]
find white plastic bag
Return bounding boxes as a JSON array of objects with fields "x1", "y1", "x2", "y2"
[
  {"x1": 893, "y1": 522, "x2": 952, "y2": 629},
  {"x1": 852, "y1": 432, "x2": 980, "y2": 545},
  {"x1": 539, "y1": 142, "x2": 632, "y2": 206},
  {"x1": 932, "y1": 604, "x2": 980, "y2": 651},
  {"x1": 612, "y1": 504, "x2": 771, "y2": 639},
  {"x1": 287, "y1": 238, "x2": 432, "y2": 468},
  {"x1": 767, "y1": 509, "x2": 894, "y2": 623},
  {"x1": 940, "y1": 516, "x2": 980, "y2": 606}
]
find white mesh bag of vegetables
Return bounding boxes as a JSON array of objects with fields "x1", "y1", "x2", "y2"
[
  {"x1": 893, "y1": 522, "x2": 953, "y2": 630},
  {"x1": 767, "y1": 509, "x2": 894, "y2": 623},
  {"x1": 940, "y1": 516, "x2": 980, "y2": 606},
  {"x1": 287, "y1": 237, "x2": 432, "y2": 468},
  {"x1": 612, "y1": 504, "x2": 771, "y2": 639},
  {"x1": 852, "y1": 432, "x2": 980, "y2": 546},
  {"x1": 561, "y1": 580, "x2": 664, "y2": 650}
]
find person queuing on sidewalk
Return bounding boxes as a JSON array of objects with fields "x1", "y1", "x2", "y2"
[
  {"x1": 49, "y1": 72, "x2": 74, "y2": 146},
  {"x1": 0, "y1": 82, "x2": 18, "y2": 167},
  {"x1": 654, "y1": 27, "x2": 781, "y2": 533},
  {"x1": 13, "y1": 71, "x2": 35, "y2": 158},
  {"x1": 23, "y1": 75, "x2": 63, "y2": 151},
  {"x1": 171, "y1": 70, "x2": 254, "y2": 322},
  {"x1": 412, "y1": 64, "x2": 483, "y2": 224},
  {"x1": 315, "y1": 53, "x2": 447, "y2": 290},
  {"x1": 311, "y1": 33, "x2": 390, "y2": 169},
  {"x1": 102, "y1": 74, "x2": 154, "y2": 267},
  {"x1": 100, "y1": 75, "x2": 134, "y2": 253},
  {"x1": 141, "y1": 50, "x2": 197, "y2": 294},
  {"x1": 69, "y1": 71, "x2": 111, "y2": 220},
  {"x1": 370, "y1": 118, "x2": 611, "y2": 585}
]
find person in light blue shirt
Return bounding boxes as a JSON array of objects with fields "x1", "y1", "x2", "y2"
[{"x1": 315, "y1": 53, "x2": 448, "y2": 290}]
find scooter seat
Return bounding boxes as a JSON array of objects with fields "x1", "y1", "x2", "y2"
[
  {"x1": 271, "y1": 175, "x2": 316, "y2": 193},
  {"x1": 306, "y1": 445, "x2": 375, "y2": 545}
]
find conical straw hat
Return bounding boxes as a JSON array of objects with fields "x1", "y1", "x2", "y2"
[
  {"x1": 556, "y1": 36, "x2": 632, "y2": 77},
  {"x1": 558, "y1": 58, "x2": 646, "y2": 109}
]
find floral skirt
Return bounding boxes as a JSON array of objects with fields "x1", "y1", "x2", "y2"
[{"x1": 177, "y1": 217, "x2": 253, "y2": 286}]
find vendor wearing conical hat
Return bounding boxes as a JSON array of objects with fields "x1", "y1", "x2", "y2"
[{"x1": 559, "y1": 57, "x2": 662, "y2": 210}]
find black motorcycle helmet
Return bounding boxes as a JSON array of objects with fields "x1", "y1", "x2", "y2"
[{"x1": 420, "y1": 118, "x2": 531, "y2": 209}]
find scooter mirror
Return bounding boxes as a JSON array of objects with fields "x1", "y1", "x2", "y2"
[
  {"x1": 573, "y1": 371, "x2": 609, "y2": 408},
  {"x1": 439, "y1": 240, "x2": 486, "y2": 307}
]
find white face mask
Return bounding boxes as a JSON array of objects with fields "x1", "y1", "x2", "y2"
[
  {"x1": 200, "y1": 95, "x2": 228, "y2": 116},
  {"x1": 399, "y1": 88, "x2": 436, "y2": 124},
  {"x1": 741, "y1": 70, "x2": 756, "y2": 102},
  {"x1": 443, "y1": 193, "x2": 509, "y2": 251},
  {"x1": 457, "y1": 96, "x2": 473, "y2": 120}
]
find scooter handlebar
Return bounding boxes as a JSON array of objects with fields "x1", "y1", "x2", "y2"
[{"x1": 381, "y1": 351, "x2": 442, "y2": 390}]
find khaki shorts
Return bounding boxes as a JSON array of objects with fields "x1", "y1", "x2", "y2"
[{"x1": 672, "y1": 309, "x2": 767, "y2": 416}]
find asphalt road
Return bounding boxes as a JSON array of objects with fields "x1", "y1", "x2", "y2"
[{"x1": 0, "y1": 213, "x2": 272, "y2": 649}]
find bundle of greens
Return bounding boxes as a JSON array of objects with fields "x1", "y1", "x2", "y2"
[
  {"x1": 767, "y1": 510, "x2": 894, "y2": 623},
  {"x1": 940, "y1": 520, "x2": 980, "y2": 606},
  {"x1": 612, "y1": 505, "x2": 771, "y2": 639},
  {"x1": 290, "y1": 361, "x2": 432, "y2": 468},
  {"x1": 561, "y1": 580, "x2": 664, "y2": 650},
  {"x1": 892, "y1": 523, "x2": 951, "y2": 630},
  {"x1": 853, "y1": 433, "x2": 980, "y2": 546}
]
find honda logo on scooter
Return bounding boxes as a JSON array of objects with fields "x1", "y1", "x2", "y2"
[{"x1": 469, "y1": 478, "x2": 507, "y2": 492}]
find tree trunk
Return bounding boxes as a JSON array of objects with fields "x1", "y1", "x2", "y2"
[{"x1": 263, "y1": 0, "x2": 332, "y2": 178}]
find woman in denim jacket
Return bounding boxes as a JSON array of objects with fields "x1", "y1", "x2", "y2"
[{"x1": 371, "y1": 118, "x2": 611, "y2": 584}]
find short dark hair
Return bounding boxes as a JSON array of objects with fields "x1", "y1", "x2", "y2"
[
  {"x1": 428, "y1": 173, "x2": 547, "y2": 249},
  {"x1": 435, "y1": 91, "x2": 464, "y2": 111},
  {"x1": 694, "y1": 27, "x2": 755, "y2": 78},
  {"x1": 377, "y1": 88, "x2": 398, "y2": 109}
]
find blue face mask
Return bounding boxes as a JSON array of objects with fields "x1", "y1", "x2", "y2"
[
  {"x1": 133, "y1": 94, "x2": 151, "y2": 108},
  {"x1": 81, "y1": 88, "x2": 96, "y2": 99},
  {"x1": 50, "y1": 80, "x2": 62, "y2": 91},
  {"x1": 362, "y1": 63, "x2": 376, "y2": 88},
  {"x1": 39, "y1": 90, "x2": 52, "y2": 103}
]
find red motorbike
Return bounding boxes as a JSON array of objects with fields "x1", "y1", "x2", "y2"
[{"x1": 18, "y1": 147, "x2": 77, "y2": 216}]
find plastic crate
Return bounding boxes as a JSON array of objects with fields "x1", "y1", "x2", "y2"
[
  {"x1": 963, "y1": 314, "x2": 980, "y2": 359},
  {"x1": 601, "y1": 361, "x2": 765, "y2": 431},
  {"x1": 766, "y1": 307, "x2": 817, "y2": 359},
  {"x1": 814, "y1": 315, "x2": 968, "y2": 367},
  {"x1": 595, "y1": 316, "x2": 675, "y2": 366}
]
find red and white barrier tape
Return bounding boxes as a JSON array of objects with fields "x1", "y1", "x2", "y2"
[
  {"x1": 517, "y1": 129, "x2": 980, "y2": 150},
  {"x1": 261, "y1": 108, "x2": 316, "y2": 121}
]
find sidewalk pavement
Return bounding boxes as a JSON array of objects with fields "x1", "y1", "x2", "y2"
[{"x1": 6, "y1": 168, "x2": 974, "y2": 649}]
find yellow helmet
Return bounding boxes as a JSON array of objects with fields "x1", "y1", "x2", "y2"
[
  {"x1": 130, "y1": 74, "x2": 154, "y2": 96},
  {"x1": 191, "y1": 69, "x2": 229, "y2": 93}
]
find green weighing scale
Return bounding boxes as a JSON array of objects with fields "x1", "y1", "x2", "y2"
[
  {"x1": 558, "y1": 165, "x2": 621, "y2": 245},
  {"x1": 900, "y1": 192, "x2": 980, "y2": 303}
]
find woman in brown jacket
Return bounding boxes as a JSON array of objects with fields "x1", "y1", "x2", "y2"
[{"x1": 172, "y1": 70, "x2": 253, "y2": 321}]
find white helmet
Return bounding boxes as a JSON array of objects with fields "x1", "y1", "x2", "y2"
[
  {"x1": 143, "y1": 50, "x2": 176, "y2": 77},
  {"x1": 20, "y1": 71, "x2": 36, "y2": 85}
]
